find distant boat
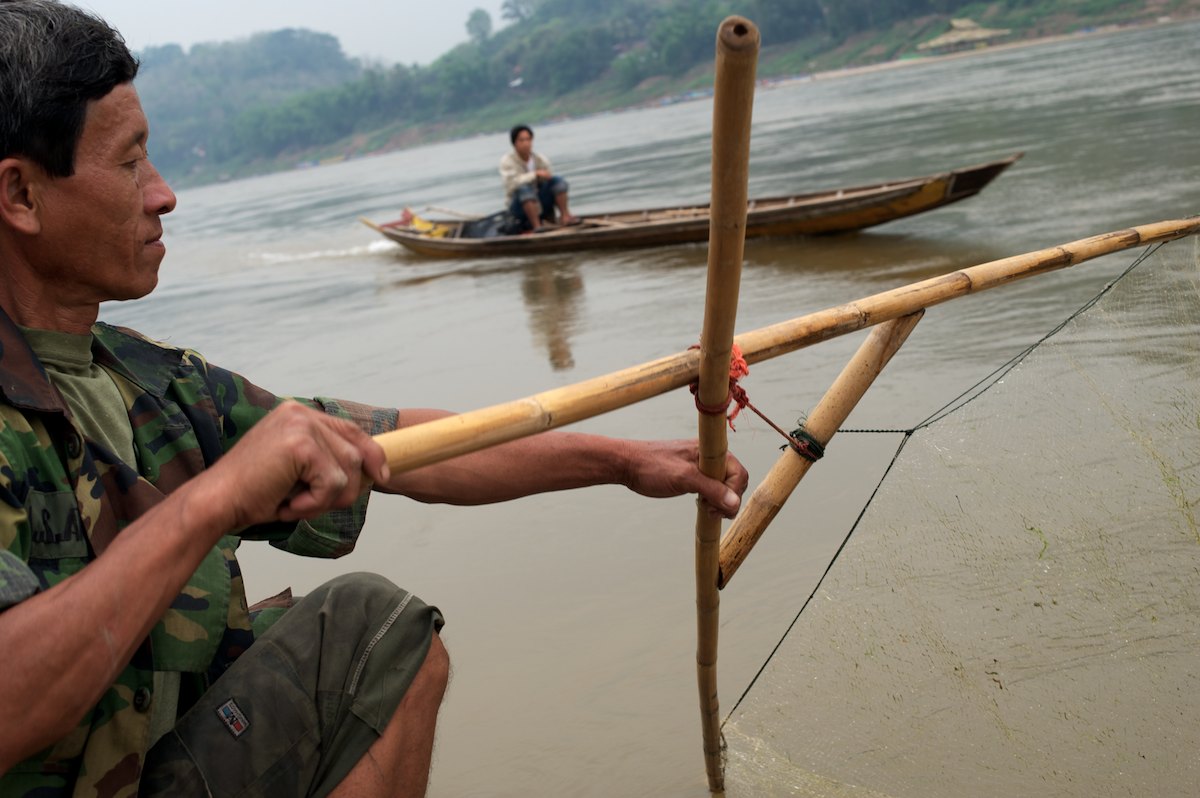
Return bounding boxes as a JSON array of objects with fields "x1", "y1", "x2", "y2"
[{"x1": 361, "y1": 153, "x2": 1022, "y2": 258}]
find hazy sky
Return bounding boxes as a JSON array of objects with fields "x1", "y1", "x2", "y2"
[{"x1": 77, "y1": 1, "x2": 511, "y2": 66}]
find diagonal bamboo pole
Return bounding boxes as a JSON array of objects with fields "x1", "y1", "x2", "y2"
[
  {"x1": 717, "y1": 312, "x2": 924, "y2": 589},
  {"x1": 694, "y1": 16, "x2": 759, "y2": 793},
  {"x1": 372, "y1": 218, "x2": 1199, "y2": 474}
]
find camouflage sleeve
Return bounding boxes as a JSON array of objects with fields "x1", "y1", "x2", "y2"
[
  {"x1": 186, "y1": 350, "x2": 400, "y2": 558},
  {"x1": 253, "y1": 397, "x2": 399, "y2": 558},
  {"x1": 0, "y1": 553, "x2": 39, "y2": 610},
  {"x1": 315, "y1": 397, "x2": 399, "y2": 438},
  {"x1": 0, "y1": 460, "x2": 39, "y2": 610}
]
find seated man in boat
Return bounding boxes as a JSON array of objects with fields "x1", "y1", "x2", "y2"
[
  {"x1": 0, "y1": 4, "x2": 748, "y2": 797},
  {"x1": 500, "y1": 123, "x2": 579, "y2": 231}
]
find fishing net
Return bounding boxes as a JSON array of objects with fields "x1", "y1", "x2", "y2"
[{"x1": 723, "y1": 236, "x2": 1200, "y2": 797}]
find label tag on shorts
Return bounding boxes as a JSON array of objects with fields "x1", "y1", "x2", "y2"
[{"x1": 216, "y1": 698, "x2": 250, "y2": 739}]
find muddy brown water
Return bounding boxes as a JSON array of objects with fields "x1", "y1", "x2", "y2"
[{"x1": 107, "y1": 20, "x2": 1200, "y2": 796}]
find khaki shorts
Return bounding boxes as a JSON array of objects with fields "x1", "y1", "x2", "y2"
[{"x1": 140, "y1": 572, "x2": 444, "y2": 798}]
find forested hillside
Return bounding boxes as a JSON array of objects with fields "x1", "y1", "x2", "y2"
[
  {"x1": 135, "y1": 0, "x2": 1199, "y2": 184},
  {"x1": 135, "y1": 29, "x2": 361, "y2": 182}
]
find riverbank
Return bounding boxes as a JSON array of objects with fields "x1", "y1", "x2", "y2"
[
  {"x1": 643, "y1": 11, "x2": 1199, "y2": 109},
  {"x1": 189, "y1": 9, "x2": 1200, "y2": 187},
  {"x1": 790, "y1": 15, "x2": 1189, "y2": 86}
]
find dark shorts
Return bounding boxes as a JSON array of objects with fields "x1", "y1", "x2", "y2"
[
  {"x1": 140, "y1": 573, "x2": 443, "y2": 798},
  {"x1": 510, "y1": 175, "x2": 569, "y2": 228}
]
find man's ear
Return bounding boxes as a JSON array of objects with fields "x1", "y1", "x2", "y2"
[{"x1": 0, "y1": 157, "x2": 44, "y2": 235}]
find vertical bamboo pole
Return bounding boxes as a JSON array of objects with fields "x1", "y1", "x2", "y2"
[
  {"x1": 695, "y1": 16, "x2": 759, "y2": 793},
  {"x1": 718, "y1": 312, "x2": 924, "y2": 588}
]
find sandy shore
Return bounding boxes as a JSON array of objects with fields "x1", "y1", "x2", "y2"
[{"x1": 766, "y1": 15, "x2": 1198, "y2": 88}]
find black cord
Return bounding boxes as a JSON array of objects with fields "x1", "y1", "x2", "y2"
[{"x1": 723, "y1": 242, "x2": 1165, "y2": 727}]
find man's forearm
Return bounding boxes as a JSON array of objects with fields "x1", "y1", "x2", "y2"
[
  {"x1": 383, "y1": 409, "x2": 631, "y2": 504},
  {"x1": 381, "y1": 409, "x2": 746, "y2": 516}
]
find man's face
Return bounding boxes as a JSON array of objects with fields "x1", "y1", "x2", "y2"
[
  {"x1": 513, "y1": 130, "x2": 534, "y2": 160},
  {"x1": 34, "y1": 83, "x2": 176, "y2": 305}
]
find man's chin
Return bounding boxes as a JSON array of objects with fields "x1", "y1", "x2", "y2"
[
  {"x1": 132, "y1": 277, "x2": 158, "y2": 300},
  {"x1": 111, "y1": 274, "x2": 160, "y2": 302}
]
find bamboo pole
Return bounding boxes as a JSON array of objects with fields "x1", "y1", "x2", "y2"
[
  {"x1": 694, "y1": 16, "x2": 759, "y2": 793},
  {"x1": 717, "y1": 312, "x2": 923, "y2": 589},
  {"x1": 372, "y1": 217, "x2": 1199, "y2": 474}
]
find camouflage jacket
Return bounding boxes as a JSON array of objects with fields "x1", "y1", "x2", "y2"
[{"x1": 0, "y1": 309, "x2": 397, "y2": 797}]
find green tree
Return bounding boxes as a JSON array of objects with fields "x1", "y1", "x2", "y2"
[
  {"x1": 501, "y1": 0, "x2": 535, "y2": 22},
  {"x1": 434, "y1": 45, "x2": 500, "y2": 110},
  {"x1": 520, "y1": 22, "x2": 616, "y2": 94},
  {"x1": 743, "y1": 0, "x2": 824, "y2": 43},
  {"x1": 648, "y1": 0, "x2": 734, "y2": 75},
  {"x1": 612, "y1": 48, "x2": 654, "y2": 89},
  {"x1": 466, "y1": 9, "x2": 493, "y2": 44}
]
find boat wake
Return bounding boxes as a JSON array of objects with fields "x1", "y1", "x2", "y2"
[{"x1": 252, "y1": 241, "x2": 393, "y2": 265}]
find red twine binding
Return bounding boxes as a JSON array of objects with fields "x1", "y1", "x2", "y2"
[
  {"x1": 689, "y1": 343, "x2": 751, "y2": 430},
  {"x1": 688, "y1": 345, "x2": 823, "y2": 461}
]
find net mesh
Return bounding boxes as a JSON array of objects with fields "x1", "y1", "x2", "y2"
[{"x1": 724, "y1": 237, "x2": 1200, "y2": 797}]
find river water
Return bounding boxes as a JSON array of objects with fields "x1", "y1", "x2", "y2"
[{"x1": 108, "y1": 20, "x2": 1199, "y2": 796}]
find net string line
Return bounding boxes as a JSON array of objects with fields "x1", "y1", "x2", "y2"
[{"x1": 722, "y1": 241, "x2": 1168, "y2": 725}]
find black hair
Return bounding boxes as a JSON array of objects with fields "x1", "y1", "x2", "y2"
[
  {"x1": 509, "y1": 124, "x2": 533, "y2": 145},
  {"x1": 0, "y1": 0, "x2": 139, "y2": 176}
]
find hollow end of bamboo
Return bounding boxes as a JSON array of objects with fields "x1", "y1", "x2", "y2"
[{"x1": 717, "y1": 15, "x2": 761, "y2": 59}]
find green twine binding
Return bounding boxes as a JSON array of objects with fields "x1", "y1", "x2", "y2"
[{"x1": 785, "y1": 426, "x2": 825, "y2": 462}]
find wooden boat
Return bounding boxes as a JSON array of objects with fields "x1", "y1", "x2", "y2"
[{"x1": 361, "y1": 153, "x2": 1021, "y2": 258}]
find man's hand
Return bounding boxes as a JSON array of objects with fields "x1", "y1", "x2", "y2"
[
  {"x1": 215, "y1": 402, "x2": 390, "y2": 529},
  {"x1": 0, "y1": 401, "x2": 391, "y2": 772},
  {"x1": 621, "y1": 439, "x2": 748, "y2": 519}
]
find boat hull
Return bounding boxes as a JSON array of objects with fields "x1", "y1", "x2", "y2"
[{"x1": 364, "y1": 154, "x2": 1021, "y2": 258}]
